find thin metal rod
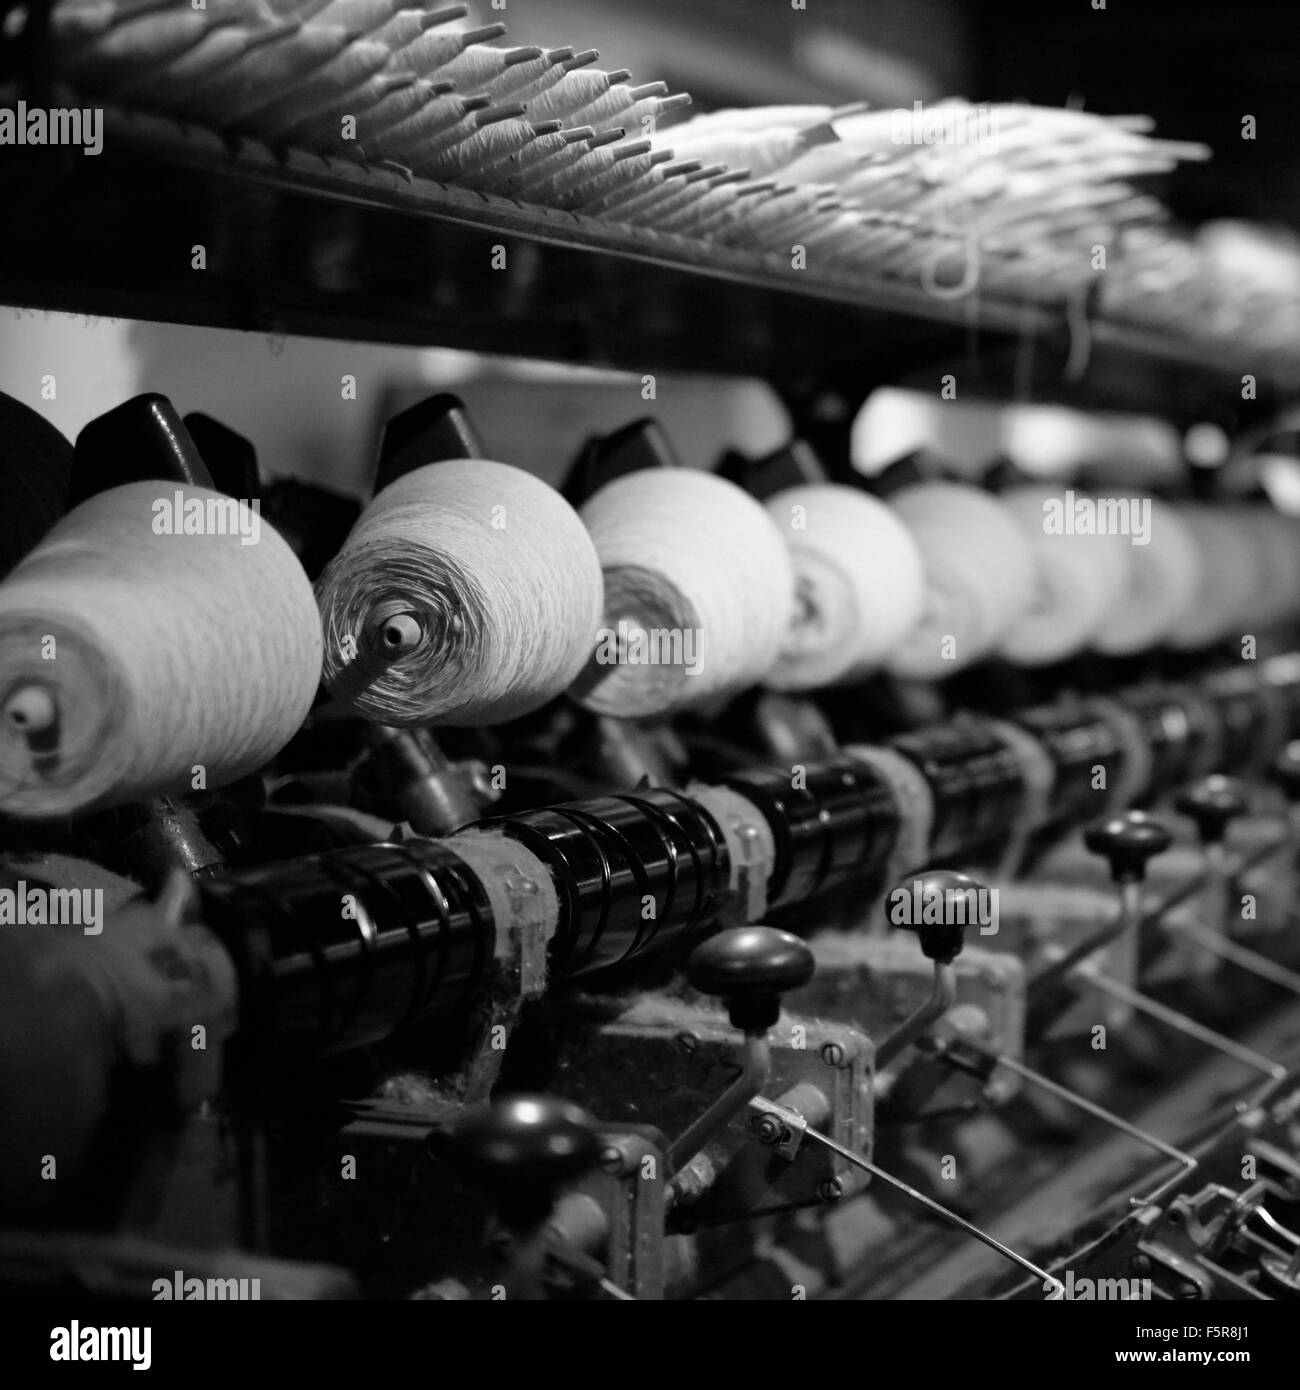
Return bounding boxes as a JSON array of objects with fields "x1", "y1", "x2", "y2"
[
  {"x1": 666, "y1": 1034, "x2": 769, "y2": 1173},
  {"x1": 599, "y1": 1277, "x2": 636, "y2": 1301},
  {"x1": 1251, "y1": 1207, "x2": 1300, "y2": 1248},
  {"x1": 785, "y1": 1111, "x2": 1064, "y2": 1296},
  {"x1": 1080, "y1": 972, "x2": 1288, "y2": 1080},
  {"x1": 980, "y1": 1050, "x2": 1197, "y2": 1172},
  {"x1": 1165, "y1": 917, "x2": 1300, "y2": 995}
]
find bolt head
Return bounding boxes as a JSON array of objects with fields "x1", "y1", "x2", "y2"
[{"x1": 751, "y1": 1113, "x2": 787, "y2": 1146}]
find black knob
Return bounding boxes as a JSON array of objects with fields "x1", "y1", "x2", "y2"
[
  {"x1": 686, "y1": 926, "x2": 815, "y2": 1032},
  {"x1": 1270, "y1": 743, "x2": 1300, "y2": 804},
  {"x1": 1175, "y1": 775, "x2": 1249, "y2": 846},
  {"x1": 1083, "y1": 811, "x2": 1174, "y2": 884},
  {"x1": 449, "y1": 1095, "x2": 600, "y2": 1225},
  {"x1": 886, "y1": 869, "x2": 984, "y2": 963}
]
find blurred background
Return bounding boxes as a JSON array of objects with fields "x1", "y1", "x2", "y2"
[{"x1": 2, "y1": 0, "x2": 1293, "y2": 491}]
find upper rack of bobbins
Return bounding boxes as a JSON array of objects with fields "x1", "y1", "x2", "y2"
[{"x1": 2, "y1": 0, "x2": 1299, "y2": 431}]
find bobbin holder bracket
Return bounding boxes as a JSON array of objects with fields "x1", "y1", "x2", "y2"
[
  {"x1": 562, "y1": 416, "x2": 682, "y2": 508},
  {"x1": 372, "y1": 392, "x2": 488, "y2": 496},
  {"x1": 716, "y1": 438, "x2": 829, "y2": 502},
  {"x1": 69, "y1": 393, "x2": 215, "y2": 507}
]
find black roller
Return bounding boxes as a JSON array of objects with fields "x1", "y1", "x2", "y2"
[
  {"x1": 495, "y1": 787, "x2": 729, "y2": 977},
  {"x1": 1201, "y1": 667, "x2": 1284, "y2": 775},
  {"x1": 1261, "y1": 654, "x2": 1300, "y2": 741},
  {"x1": 718, "y1": 756, "x2": 898, "y2": 909},
  {"x1": 1014, "y1": 699, "x2": 1127, "y2": 833},
  {"x1": 888, "y1": 718, "x2": 1025, "y2": 860},
  {"x1": 1119, "y1": 683, "x2": 1214, "y2": 801},
  {"x1": 199, "y1": 839, "x2": 494, "y2": 1057},
  {"x1": 197, "y1": 654, "x2": 1300, "y2": 1061}
]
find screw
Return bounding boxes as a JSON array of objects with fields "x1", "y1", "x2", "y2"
[
  {"x1": 817, "y1": 1179, "x2": 844, "y2": 1203},
  {"x1": 821, "y1": 1041, "x2": 846, "y2": 1068},
  {"x1": 1130, "y1": 1254, "x2": 1151, "y2": 1276},
  {"x1": 751, "y1": 1113, "x2": 787, "y2": 1146},
  {"x1": 598, "y1": 1144, "x2": 626, "y2": 1175},
  {"x1": 674, "y1": 1031, "x2": 699, "y2": 1057},
  {"x1": 1177, "y1": 1281, "x2": 1200, "y2": 1300}
]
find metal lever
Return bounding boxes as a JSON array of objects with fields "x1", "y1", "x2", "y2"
[
  {"x1": 1026, "y1": 829, "x2": 1289, "y2": 1039},
  {"x1": 1082, "y1": 810, "x2": 1173, "y2": 1026},
  {"x1": 877, "y1": 962, "x2": 957, "y2": 1071},
  {"x1": 1175, "y1": 776, "x2": 1250, "y2": 975},
  {"x1": 877, "y1": 870, "x2": 977, "y2": 1070},
  {"x1": 667, "y1": 927, "x2": 815, "y2": 1175},
  {"x1": 748, "y1": 1095, "x2": 1065, "y2": 1298}
]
